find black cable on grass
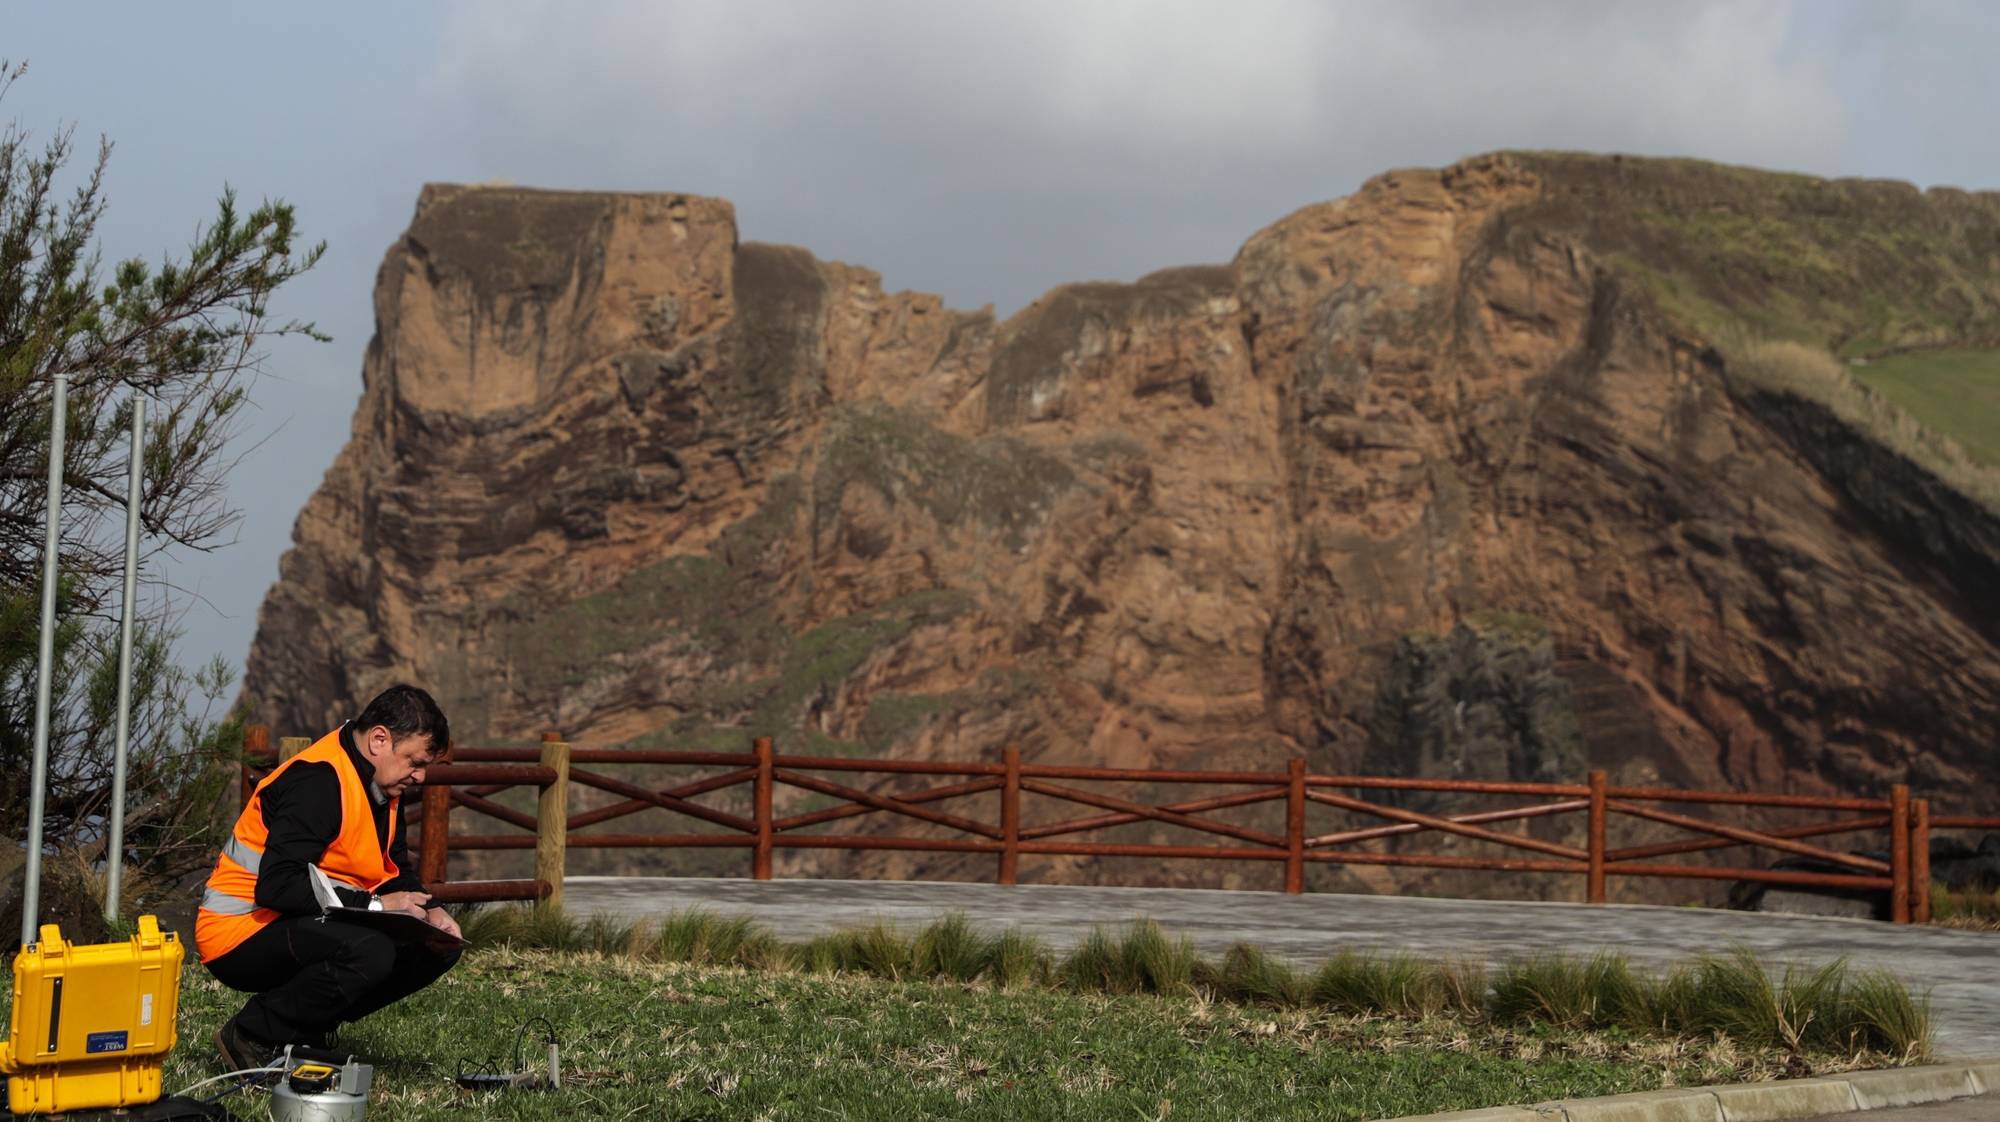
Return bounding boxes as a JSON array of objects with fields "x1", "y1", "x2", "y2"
[
  {"x1": 514, "y1": 1015, "x2": 559, "y2": 1074},
  {"x1": 455, "y1": 1053, "x2": 509, "y2": 1086},
  {"x1": 454, "y1": 1015, "x2": 566, "y2": 1091}
]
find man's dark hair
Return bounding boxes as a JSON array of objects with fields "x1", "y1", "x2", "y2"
[{"x1": 353, "y1": 684, "x2": 450, "y2": 758}]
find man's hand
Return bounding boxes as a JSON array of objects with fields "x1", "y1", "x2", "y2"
[
  {"x1": 424, "y1": 906, "x2": 462, "y2": 939},
  {"x1": 377, "y1": 890, "x2": 431, "y2": 917}
]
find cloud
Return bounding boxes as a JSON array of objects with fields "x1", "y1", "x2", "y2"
[
  {"x1": 1831, "y1": 0, "x2": 2000, "y2": 191},
  {"x1": 428, "y1": 1, "x2": 1852, "y2": 313}
]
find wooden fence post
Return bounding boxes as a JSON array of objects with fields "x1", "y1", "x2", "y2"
[
  {"x1": 1890, "y1": 784, "x2": 1911, "y2": 924},
  {"x1": 537, "y1": 731, "x2": 570, "y2": 911},
  {"x1": 1587, "y1": 770, "x2": 1608, "y2": 904},
  {"x1": 241, "y1": 724, "x2": 269, "y2": 807},
  {"x1": 1911, "y1": 797, "x2": 1931, "y2": 925},
  {"x1": 753, "y1": 737, "x2": 774, "y2": 881},
  {"x1": 1285, "y1": 758, "x2": 1306, "y2": 895},
  {"x1": 419, "y1": 779, "x2": 451, "y2": 886},
  {"x1": 999, "y1": 746, "x2": 1021, "y2": 886},
  {"x1": 279, "y1": 736, "x2": 311, "y2": 764}
]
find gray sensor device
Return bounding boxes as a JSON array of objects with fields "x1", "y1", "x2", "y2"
[{"x1": 268, "y1": 1048, "x2": 372, "y2": 1122}]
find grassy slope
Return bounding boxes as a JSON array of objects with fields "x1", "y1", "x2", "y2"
[
  {"x1": 1853, "y1": 348, "x2": 2000, "y2": 467},
  {"x1": 1510, "y1": 152, "x2": 2000, "y2": 351},
  {"x1": 147, "y1": 949, "x2": 1747, "y2": 1122},
  {"x1": 1507, "y1": 152, "x2": 2000, "y2": 485}
]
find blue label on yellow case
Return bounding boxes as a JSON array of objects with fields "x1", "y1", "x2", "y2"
[{"x1": 87, "y1": 1030, "x2": 128, "y2": 1053}]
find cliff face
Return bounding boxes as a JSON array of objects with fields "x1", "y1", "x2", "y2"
[{"x1": 244, "y1": 154, "x2": 2000, "y2": 889}]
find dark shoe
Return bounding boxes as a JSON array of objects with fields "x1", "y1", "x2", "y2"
[
  {"x1": 281, "y1": 1041, "x2": 352, "y2": 1066},
  {"x1": 214, "y1": 1014, "x2": 282, "y2": 1077}
]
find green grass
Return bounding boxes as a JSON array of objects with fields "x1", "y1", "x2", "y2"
[
  {"x1": 1852, "y1": 348, "x2": 2000, "y2": 467},
  {"x1": 144, "y1": 947, "x2": 1801, "y2": 1122},
  {"x1": 447, "y1": 907, "x2": 1929, "y2": 1060},
  {"x1": 6, "y1": 910, "x2": 1929, "y2": 1120}
]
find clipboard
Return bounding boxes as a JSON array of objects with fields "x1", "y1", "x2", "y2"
[{"x1": 308, "y1": 864, "x2": 466, "y2": 951}]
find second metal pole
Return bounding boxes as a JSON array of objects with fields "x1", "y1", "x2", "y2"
[
  {"x1": 105, "y1": 396, "x2": 145, "y2": 922},
  {"x1": 22, "y1": 373, "x2": 68, "y2": 949}
]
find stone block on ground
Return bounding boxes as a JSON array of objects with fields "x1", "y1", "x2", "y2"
[
  {"x1": 1843, "y1": 1066, "x2": 1979, "y2": 1109},
  {"x1": 1549, "y1": 1088, "x2": 1722, "y2": 1122},
  {"x1": 1708, "y1": 1077, "x2": 1857, "y2": 1121}
]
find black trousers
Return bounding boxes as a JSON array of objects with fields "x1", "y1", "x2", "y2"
[{"x1": 204, "y1": 915, "x2": 461, "y2": 1045}]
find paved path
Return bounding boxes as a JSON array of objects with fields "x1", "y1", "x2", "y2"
[{"x1": 565, "y1": 877, "x2": 2000, "y2": 1058}]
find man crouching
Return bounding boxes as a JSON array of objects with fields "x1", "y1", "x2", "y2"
[{"x1": 196, "y1": 684, "x2": 464, "y2": 1069}]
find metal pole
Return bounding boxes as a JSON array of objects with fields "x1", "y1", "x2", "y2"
[
  {"x1": 104, "y1": 397, "x2": 144, "y2": 922},
  {"x1": 22, "y1": 373, "x2": 68, "y2": 949}
]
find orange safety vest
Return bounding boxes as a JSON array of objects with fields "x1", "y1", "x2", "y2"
[{"x1": 195, "y1": 727, "x2": 401, "y2": 963}]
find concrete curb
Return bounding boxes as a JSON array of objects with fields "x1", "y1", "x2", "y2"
[{"x1": 1386, "y1": 1060, "x2": 1999, "y2": 1121}]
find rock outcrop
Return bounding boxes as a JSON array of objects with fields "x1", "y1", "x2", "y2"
[{"x1": 243, "y1": 154, "x2": 2000, "y2": 894}]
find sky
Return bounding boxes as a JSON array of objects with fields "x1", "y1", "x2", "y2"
[{"x1": 5, "y1": 1, "x2": 1997, "y2": 695}]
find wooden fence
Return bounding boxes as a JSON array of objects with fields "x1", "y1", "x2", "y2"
[{"x1": 237, "y1": 726, "x2": 2000, "y2": 924}]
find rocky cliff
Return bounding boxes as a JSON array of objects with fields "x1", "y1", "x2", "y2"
[{"x1": 243, "y1": 153, "x2": 2000, "y2": 893}]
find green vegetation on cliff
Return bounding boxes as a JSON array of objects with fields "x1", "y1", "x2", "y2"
[
  {"x1": 1515, "y1": 151, "x2": 2000, "y2": 357},
  {"x1": 815, "y1": 405, "x2": 1079, "y2": 552},
  {"x1": 1513, "y1": 151, "x2": 2000, "y2": 510},
  {"x1": 1853, "y1": 348, "x2": 2000, "y2": 467}
]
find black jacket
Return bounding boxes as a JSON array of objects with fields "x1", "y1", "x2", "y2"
[{"x1": 252, "y1": 720, "x2": 426, "y2": 915}]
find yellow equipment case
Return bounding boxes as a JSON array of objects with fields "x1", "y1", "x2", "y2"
[{"x1": 1, "y1": 915, "x2": 184, "y2": 1114}]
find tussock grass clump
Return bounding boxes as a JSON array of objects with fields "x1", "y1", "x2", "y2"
[
  {"x1": 1930, "y1": 884, "x2": 2000, "y2": 930},
  {"x1": 459, "y1": 902, "x2": 586, "y2": 951},
  {"x1": 579, "y1": 912, "x2": 636, "y2": 955},
  {"x1": 1489, "y1": 954, "x2": 1646, "y2": 1031},
  {"x1": 796, "y1": 933, "x2": 845, "y2": 975},
  {"x1": 1311, "y1": 951, "x2": 1436, "y2": 1018},
  {"x1": 1057, "y1": 920, "x2": 1197, "y2": 996},
  {"x1": 1206, "y1": 943, "x2": 1308, "y2": 1008},
  {"x1": 1482, "y1": 947, "x2": 1932, "y2": 1062},
  {"x1": 1685, "y1": 950, "x2": 1930, "y2": 1060},
  {"x1": 449, "y1": 905, "x2": 1930, "y2": 1061},
  {"x1": 829, "y1": 922, "x2": 915, "y2": 979},
  {"x1": 652, "y1": 907, "x2": 763, "y2": 966},
  {"x1": 910, "y1": 912, "x2": 993, "y2": 982},
  {"x1": 989, "y1": 928, "x2": 1047, "y2": 990},
  {"x1": 734, "y1": 931, "x2": 795, "y2": 972},
  {"x1": 1057, "y1": 927, "x2": 1122, "y2": 993},
  {"x1": 1632, "y1": 966, "x2": 1703, "y2": 1036},
  {"x1": 1683, "y1": 950, "x2": 1835, "y2": 1053},
  {"x1": 1843, "y1": 968, "x2": 1933, "y2": 1060},
  {"x1": 1433, "y1": 958, "x2": 1489, "y2": 1020},
  {"x1": 521, "y1": 903, "x2": 585, "y2": 950},
  {"x1": 453, "y1": 902, "x2": 519, "y2": 948}
]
